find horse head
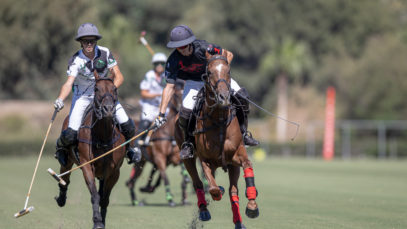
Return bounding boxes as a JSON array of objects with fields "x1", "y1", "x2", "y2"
[
  {"x1": 93, "y1": 70, "x2": 118, "y2": 120},
  {"x1": 204, "y1": 52, "x2": 231, "y2": 107}
]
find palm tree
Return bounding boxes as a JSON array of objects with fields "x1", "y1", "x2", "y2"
[{"x1": 260, "y1": 37, "x2": 312, "y2": 142}]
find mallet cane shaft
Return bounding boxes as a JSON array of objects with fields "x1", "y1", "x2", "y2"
[
  {"x1": 139, "y1": 31, "x2": 155, "y2": 56},
  {"x1": 48, "y1": 125, "x2": 156, "y2": 185},
  {"x1": 14, "y1": 109, "x2": 58, "y2": 218}
]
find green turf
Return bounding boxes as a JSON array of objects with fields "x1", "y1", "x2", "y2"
[{"x1": 0, "y1": 156, "x2": 406, "y2": 229}]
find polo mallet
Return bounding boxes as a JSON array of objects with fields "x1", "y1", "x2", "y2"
[
  {"x1": 47, "y1": 125, "x2": 156, "y2": 185},
  {"x1": 139, "y1": 31, "x2": 155, "y2": 56},
  {"x1": 14, "y1": 109, "x2": 58, "y2": 218},
  {"x1": 139, "y1": 122, "x2": 156, "y2": 146}
]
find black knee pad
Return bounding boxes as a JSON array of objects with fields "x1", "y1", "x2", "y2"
[
  {"x1": 120, "y1": 119, "x2": 136, "y2": 140},
  {"x1": 235, "y1": 88, "x2": 249, "y2": 99},
  {"x1": 60, "y1": 128, "x2": 78, "y2": 146}
]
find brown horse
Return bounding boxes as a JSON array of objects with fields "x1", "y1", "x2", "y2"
[
  {"x1": 54, "y1": 71, "x2": 126, "y2": 229},
  {"x1": 125, "y1": 85, "x2": 190, "y2": 206},
  {"x1": 175, "y1": 53, "x2": 259, "y2": 228}
]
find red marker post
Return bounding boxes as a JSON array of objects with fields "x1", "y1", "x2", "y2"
[{"x1": 323, "y1": 87, "x2": 336, "y2": 160}]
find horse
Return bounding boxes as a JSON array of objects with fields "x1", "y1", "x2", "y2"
[
  {"x1": 174, "y1": 52, "x2": 260, "y2": 228},
  {"x1": 125, "y1": 84, "x2": 190, "y2": 206},
  {"x1": 54, "y1": 71, "x2": 126, "y2": 229}
]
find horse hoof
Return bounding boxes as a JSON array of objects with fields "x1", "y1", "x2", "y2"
[
  {"x1": 209, "y1": 187, "x2": 223, "y2": 201},
  {"x1": 182, "y1": 200, "x2": 191, "y2": 206},
  {"x1": 54, "y1": 195, "x2": 66, "y2": 207},
  {"x1": 245, "y1": 206, "x2": 259, "y2": 218},
  {"x1": 169, "y1": 201, "x2": 176, "y2": 207},
  {"x1": 199, "y1": 210, "x2": 211, "y2": 221},
  {"x1": 139, "y1": 186, "x2": 155, "y2": 193},
  {"x1": 235, "y1": 222, "x2": 247, "y2": 229},
  {"x1": 138, "y1": 201, "x2": 145, "y2": 207},
  {"x1": 93, "y1": 222, "x2": 105, "y2": 229}
]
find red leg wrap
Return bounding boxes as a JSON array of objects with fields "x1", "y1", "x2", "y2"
[
  {"x1": 230, "y1": 195, "x2": 242, "y2": 224},
  {"x1": 246, "y1": 187, "x2": 257, "y2": 200},
  {"x1": 129, "y1": 166, "x2": 136, "y2": 179},
  {"x1": 244, "y1": 167, "x2": 257, "y2": 200},
  {"x1": 243, "y1": 167, "x2": 254, "y2": 178},
  {"x1": 196, "y1": 189, "x2": 207, "y2": 207}
]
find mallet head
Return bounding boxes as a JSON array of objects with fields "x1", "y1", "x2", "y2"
[
  {"x1": 14, "y1": 206, "x2": 34, "y2": 218},
  {"x1": 47, "y1": 168, "x2": 66, "y2": 186}
]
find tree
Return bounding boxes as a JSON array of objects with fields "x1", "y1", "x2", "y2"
[{"x1": 260, "y1": 37, "x2": 312, "y2": 142}]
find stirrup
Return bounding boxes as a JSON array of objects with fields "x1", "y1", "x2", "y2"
[
  {"x1": 243, "y1": 131, "x2": 259, "y2": 146},
  {"x1": 180, "y1": 142, "x2": 194, "y2": 159},
  {"x1": 127, "y1": 147, "x2": 141, "y2": 164}
]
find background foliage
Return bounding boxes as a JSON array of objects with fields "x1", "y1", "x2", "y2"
[{"x1": 1, "y1": 0, "x2": 407, "y2": 120}]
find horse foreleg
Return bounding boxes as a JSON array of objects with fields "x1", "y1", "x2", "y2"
[
  {"x1": 183, "y1": 157, "x2": 210, "y2": 221},
  {"x1": 82, "y1": 165, "x2": 104, "y2": 229},
  {"x1": 55, "y1": 160, "x2": 74, "y2": 207},
  {"x1": 153, "y1": 151, "x2": 175, "y2": 207},
  {"x1": 125, "y1": 161, "x2": 145, "y2": 206},
  {"x1": 180, "y1": 163, "x2": 190, "y2": 205},
  {"x1": 139, "y1": 165, "x2": 158, "y2": 193},
  {"x1": 99, "y1": 171, "x2": 120, "y2": 226},
  {"x1": 201, "y1": 160, "x2": 224, "y2": 201},
  {"x1": 233, "y1": 145, "x2": 259, "y2": 219},
  {"x1": 228, "y1": 165, "x2": 245, "y2": 228}
]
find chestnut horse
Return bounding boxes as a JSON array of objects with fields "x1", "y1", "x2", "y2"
[
  {"x1": 175, "y1": 53, "x2": 259, "y2": 228},
  {"x1": 125, "y1": 85, "x2": 190, "y2": 206},
  {"x1": 54, "y1": 71, "x2": 126, "y2": 229}
]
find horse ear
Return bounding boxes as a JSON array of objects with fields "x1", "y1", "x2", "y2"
[
  {"x1": 205, "y1": 51, "x2": 212, "y2": 61},
  {"x1": 93, "y1": 70, "x2": 100, "y2": 80}
]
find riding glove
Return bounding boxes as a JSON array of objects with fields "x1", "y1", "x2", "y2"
[
  {"x1": 54, "y1": 98, "x2": 64, "y2": 111},
  {"x1": 153, "y1": 112, "x2": 167, "y2": 130}
]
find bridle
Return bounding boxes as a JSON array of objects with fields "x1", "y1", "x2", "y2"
[
  {"x1": 201, "y1": 55, "x2": 231, "y2": 108},
  {"x1": 93, "y1": 77, "x2": 118, "y2": 120}
]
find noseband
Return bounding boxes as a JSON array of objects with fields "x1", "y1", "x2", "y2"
[{"x1": 93, "y1": 77, "x2": 118, "y2": 120}]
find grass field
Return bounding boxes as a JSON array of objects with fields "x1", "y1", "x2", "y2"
[{"x1": 0, "y1": 156, "x2": 406, "y2": 229}]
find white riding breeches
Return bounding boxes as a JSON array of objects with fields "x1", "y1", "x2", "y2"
[
  {"x1": 182, "y1": 79, "x2": 241, "y2": 110},
  {"x1": 68, "y1": 95, "x2": 129, "y2": 131},
  {"x1": 139, "y1": 102, "x2": 160, "y2": 122}
]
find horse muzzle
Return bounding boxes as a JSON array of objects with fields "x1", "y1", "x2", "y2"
[
  {"x1": 101, "y1": 104, "x2": 115, "y2": 118},
  {"x1": 216, "y1": 92, "x2": 231, "y2": 107}
]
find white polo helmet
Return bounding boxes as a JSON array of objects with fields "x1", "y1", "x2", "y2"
[{"x1": 152, "y1": 52, "x2": 167, "y2": 64}]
